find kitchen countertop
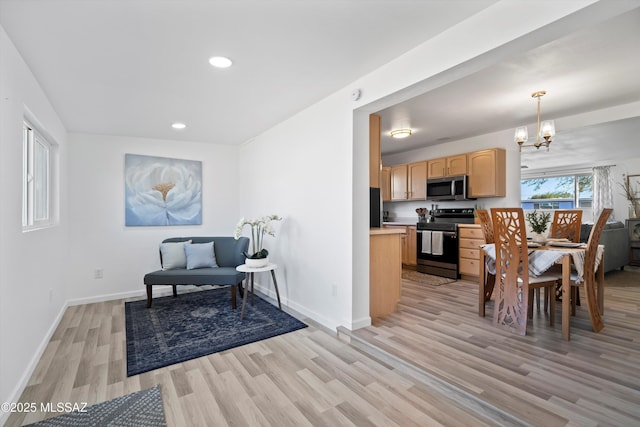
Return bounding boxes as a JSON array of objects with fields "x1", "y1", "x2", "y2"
[
  {"x1": 370, "y1": 228, "x2": 406, "y2": 236},
  {"x1": 458, "y1": 223, "x2": 480, "y2": 228},
  {"x1": 383, "y1": 217, "x2": 420, "y2": 226}
]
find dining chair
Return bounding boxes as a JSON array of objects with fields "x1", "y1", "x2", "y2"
[
  {"x1": 544, "y1": 209, "x2": 583, "y2": 311},
  {"x1": 550, "y1": 210, "x2": 583, "y2": 243},
  {"x1": 567, "y1": 208, "x2": 612, "y2": 332},
  {"x1": 476, "y1": 209, "x2": 495, "y2": 303},
  {"x1": 491, "y1": 208, "x2": 560, "y2": 336}
]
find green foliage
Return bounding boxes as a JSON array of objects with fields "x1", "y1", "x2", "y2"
[
  {"x1": 531, "y1": 191, "x2": 573, "y2": 199},
  {"x1": 523, "y1": 175, "x2": 592, "y2": 197},
  {"x1": 526, "y1": 210, "x2": 551, "y2": 233}
]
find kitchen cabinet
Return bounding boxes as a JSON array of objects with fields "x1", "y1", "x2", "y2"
[
  {"x1": 458, "y1": 225, "x2": 485, "y2": 278},
  {"x1": 467, "y1": 148, "x2": 506, "y2": 198},
  {"x1": 427, "y1": 154, "x2": 467, "y2": 178},
  {"x1": 383, "y1": 224, "x2": 417, "y2": 266},
  {"x1": 370, "y1": 229, "x2": 403, "y2": 318},
  {"x1": 381, "y1": 166, "x2": 391, "y2": 202},
  {"x1": 391, "y1": 161, "x2": 427, "y2": 201}
]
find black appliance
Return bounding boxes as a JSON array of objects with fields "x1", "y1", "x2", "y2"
[
  {"x1": 370, "y1": 187, "x2": 381, "y2": 228},
  {"x1": 426, "y1": 175, "x2": 473, "y2": 201},
  {"x1": 416, "y1": 208, "x2": 475, "y2": 279}
]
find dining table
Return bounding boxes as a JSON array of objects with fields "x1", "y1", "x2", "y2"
[{"x1": 478, "y1": 240, "x2": 605, "y2": 341}]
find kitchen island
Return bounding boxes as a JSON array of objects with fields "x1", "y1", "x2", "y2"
[{"x1": 370, "y1": 228, "x2": 404, "y2": 318}]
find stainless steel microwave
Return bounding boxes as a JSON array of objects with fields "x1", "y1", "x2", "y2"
[{"x1": 426, "y1": 175, "x2": 472, "y2": 201}]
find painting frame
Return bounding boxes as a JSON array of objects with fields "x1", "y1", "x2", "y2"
[
  {"x1": 125, "y1": 154, "x2": 202, "y2": 227},
  {"x1": 627, "y1": 174, "x2": 640, "y2": 200}
]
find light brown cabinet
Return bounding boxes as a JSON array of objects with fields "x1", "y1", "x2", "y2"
[
  {"x1": 381, "y1": 166, "x2": 391, "y2": 202},
  {"x1": 370, "y1": 229, "x2": 403, "y2": 318},
  {"x1": 383, "y1": 225, "x2": 417, "y2": 266},
  {"x1": 427, "y1": 154, "x2": 467, "y2": 178},
  {"x1": 459, "y1": 225, "x2": 485, "y2": 277},
  {"x1": 390, "y1": 161, "x2": 427, "y2": 201},
  {"x1": 467, "y1": 148, "x2": 506, "y2": 198}
]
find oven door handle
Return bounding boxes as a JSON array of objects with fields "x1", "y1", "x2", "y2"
[{"x1": 417, "y1": 230, "x2": 457, "y2": 237}]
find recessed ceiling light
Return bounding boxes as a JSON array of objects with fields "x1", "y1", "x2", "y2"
[
  {"x1": 209, "y1": 56, "x2": 232, "y2": 68},
  {"x1": 171, "y1": 122, "x2": 186, "y2": 130}
]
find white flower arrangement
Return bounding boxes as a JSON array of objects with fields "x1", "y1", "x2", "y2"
[{"x1": 234, "y1": 214, "x2": 282, "y2": 259}]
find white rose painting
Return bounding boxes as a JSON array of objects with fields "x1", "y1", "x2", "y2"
[{"x1": 125, "y1": 154, "x2": 202, "y2": 226}]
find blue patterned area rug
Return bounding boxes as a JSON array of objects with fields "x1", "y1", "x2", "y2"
[
  {"x1": 27, "y1": 386, "x2": 165, "y2": 426},
  {"x1": 125, "y1": 287, "x2": 307, "y2": 376}
]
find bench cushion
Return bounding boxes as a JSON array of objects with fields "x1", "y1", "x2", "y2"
[{"x1": 144, "y1": 267, "x2": 244, "y2": 286}]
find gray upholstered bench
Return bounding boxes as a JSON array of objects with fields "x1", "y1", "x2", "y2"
[{"x1": 143, "y1": 236, "x2": 249, "y2": 308}]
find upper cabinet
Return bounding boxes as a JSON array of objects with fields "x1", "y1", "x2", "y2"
[
  {"x1": 383, "y1": 148, "x2": 505, "y2": 202},
  {"x1": 391, "y1": 161, "x2": 427, "y2": 201},
  {"x1": 427, "y1": 154, "x2": 467, "y2": 178},
  {"x1": 467, "y1": 148, "x2": 506, "y2": 198}
]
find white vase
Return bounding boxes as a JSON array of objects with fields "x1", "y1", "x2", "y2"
[
  {"x1": 245, "y1": 256, "x2": 269, "y2": 268},
  {"x1": 532, "y1": 232, "x2": 547, "y2": 243}
]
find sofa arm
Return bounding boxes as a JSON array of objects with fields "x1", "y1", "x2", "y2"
[
  {"x1": 232, "y1": 237, "x2": 250, "y2": 266},
  {"x1": 600, "y1": 228, "x2": 629, "y2": 273}
]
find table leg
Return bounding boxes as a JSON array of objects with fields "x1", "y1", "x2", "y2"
[
  {"x1": 270, "y1": 270, "x2": 282, "y2": 310},
  {"x1": 479, "y1": 250, "x2": 486, "y2": 317},
  {"x1": 597, "y1": 254, "x2": 605, "y2": 315},
  {"x1": 561, "y1": 255, "x2": 571, "y2": 341},
  {"x1": 240, "y1": 272, "x2": 252, "y2": 320}
]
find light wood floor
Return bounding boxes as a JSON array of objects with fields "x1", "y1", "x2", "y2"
[
  {"x1": 7, "y1": 290, "x2": 513, "y2": 427},
  {"x1": 6, "y1": 268, "x2": 640, "y2": 426},
  {"x1": 352, "y1": 267, "x2": 640, "y2": 427}
]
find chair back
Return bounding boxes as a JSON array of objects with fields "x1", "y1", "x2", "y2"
[
  {"x1": 550, "y1": 210, "x2": 583, "y2": 243},
  {"x1": 476, "y1": 209, "x2": 494, "y2": 244},
  {"x1": 581, "y1": 208, "x2": 612, "y2": 333},
  {"x1": 491, "y1": 208, "x2": 530, "y2": 336}
]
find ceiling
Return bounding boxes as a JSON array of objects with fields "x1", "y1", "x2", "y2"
[
  {"x1": 2, "y1": 1, "x2": 639, "y2": 173},
  {"x1": 0, "y1": 0, "x2": 497, "y2": 144},
  {"x1": 377, "y1": 7, "x2": 640, "y2": 171}
]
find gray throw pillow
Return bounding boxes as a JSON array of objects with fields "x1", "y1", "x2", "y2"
[
  {"x1": 160, "y1": 240, "x2": 191, "y2": 270},
  {"x1": 185, "y1": 241, "x2": 218, "y2": 270}
]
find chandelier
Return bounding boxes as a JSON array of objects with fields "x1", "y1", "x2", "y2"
[{"x1": 514, "y1": 90, "x2": 555, "y2": 151}]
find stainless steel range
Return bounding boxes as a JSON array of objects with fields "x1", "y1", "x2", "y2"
[{"x1": 416, "y1": 208, "x2": 475, "y2": 279}]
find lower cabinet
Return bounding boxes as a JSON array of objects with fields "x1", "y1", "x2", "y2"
[
  {"x1": 383, "y1": 225, "x2": 417, "y2": 267},
  {"x1": 459, "y1": 225, "x2": 485, "y2": 277}
]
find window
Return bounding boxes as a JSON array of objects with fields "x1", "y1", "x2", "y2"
[
  {"x1": 22, "y1": 120, "x2": 55, "y2": 230},
  {"x1": 521, "y1": 174, "x2": 593, "y2": 210}
]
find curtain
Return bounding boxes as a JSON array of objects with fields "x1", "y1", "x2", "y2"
[{"x1": 592, "y1": 166, "x2": 614, "y2": 221}]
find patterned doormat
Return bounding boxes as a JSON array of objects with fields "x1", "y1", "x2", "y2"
[
  {"x1": 125, "y1": 287, "x2": 307, "y2": 376},
  {"x1": 402, "y1": 269, "x2": 456, "y2": 286},
  {"x1": 27, "y1": 386, "x2": 165, "y2": 426}
]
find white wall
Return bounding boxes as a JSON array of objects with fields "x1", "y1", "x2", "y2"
[
  {"x1": 0, "y1": 25, "x2": 69, "y2": 414},
  {"x1": 66, "y1": 133, "x2": 240, "y2": 303},
  {"x1": 237, "y1": 92, "x2": 356, "y2": 328}
]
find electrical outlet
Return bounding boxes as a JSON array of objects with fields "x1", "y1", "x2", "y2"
[
  {"x1": 94, "y1": 269, "x2": 103, "y2": 279},
  {"x1": 332, "y1": 284, "x2": 338, "y2": 297}
]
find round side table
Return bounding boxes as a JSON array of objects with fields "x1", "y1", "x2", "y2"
[{"x1": 235, "y1": 263, "x2": 281, "y2": 320}]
